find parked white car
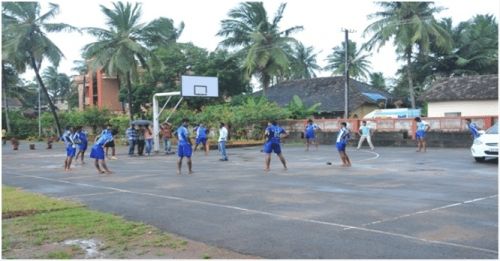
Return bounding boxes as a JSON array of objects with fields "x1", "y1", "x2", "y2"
[{"x1": 471, "y1": 123, "x2": 498, "y2": 162}]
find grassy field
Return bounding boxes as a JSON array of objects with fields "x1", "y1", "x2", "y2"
[{"x1": 2, "y1": 186, "x2": 255, "y2": 259}]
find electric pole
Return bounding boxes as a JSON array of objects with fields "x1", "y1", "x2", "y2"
[{"x1": 342, "y1": 28, "x2": 355, "y2": 119}]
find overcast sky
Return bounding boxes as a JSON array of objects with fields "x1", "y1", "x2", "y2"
[{"x1": 26, "y1": 0, "x2": 500, "y2": 87}]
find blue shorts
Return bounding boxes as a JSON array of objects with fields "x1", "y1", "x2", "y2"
[
  {"x1": 89, "y1": 145, "x2": 105, "y2": 160},
  {"x1": 177, "y1": 143, "x2": 192, "y2": 158},
  {"x1": 416, "y1": 130, "x2": 426, "y2": 139},
  {"x1": 305, "y1": 133, "x2": 315, "y2": 140},
  {"x1": 66, "y1": 146, "x2": 76, "y2": 157},
  {"x1": 336, "y1": 142, "x2": 347, "y2": 152},
  {"x1": 263, "y1": 142, "x2": 282, "y2": 154},
  {"x1": 79, "y1": 142, "x2": 88, "y2": 151},
  {"x1": 196, "y1": 137, "x2": 207, "y2": 145}
]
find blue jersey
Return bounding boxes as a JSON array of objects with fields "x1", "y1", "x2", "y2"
[
  {"x1": 305, "y1": 123, "x2": 318, "y2": 137},
  {"x1": 78, "y1": 131, "x2": 88, "y2": 144},
  {"x1": 417, "y1": 120, "x2": 429, "y2": 132},
  {"x1": 177, "y1": 126, "x2": 190, "y2": 145},
  {"x1": 62, "y1": 130, "x2": 76, "y2": 147},
  {"x1": 266, "y1": 125, "x2": 286, "y2": 144},
  {"x1": 197, "y1": 127, "x2": 207, "y2": 138},
  {"x1": 468, "y1": 122, "x2": 480, "y2": 138},
  {"x1": 336, "y1": 127, "x2": 350, "y2": 143},
  {"x1": 95, "y1": 132, "x2": 113, "y2": 146}
]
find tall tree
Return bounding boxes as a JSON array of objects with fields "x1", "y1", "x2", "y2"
[
  {"x1": 42, "y1": 66, "x2": 71, "y2": 100},
  {"x1": 217, "y1": 2, "x2": 303, "y2": 95},
  {"x1": 369, "y1": 72, "x2": 387, "y2": 92},
  {"x1": 82, "y1": 2, "x2": 148, "y2": 121},
  {"x1": 364, "y1": 2, "x2": 452, "y2": 108},
  {"x1": 2, "y1": 2, "x2": 77, "y2": 136},
  {"x1": 288, "y1": 42, "x2": 321, "y2": 80},
  {"x1": 452, "y1": 14, "x2": 498, "y2": 75},
  {"x1": 83, "y1": 2, "x2": 183, "y2": 121},
  {"x1": 324, "y1": 40, "x2": 372, "y2": 80}
]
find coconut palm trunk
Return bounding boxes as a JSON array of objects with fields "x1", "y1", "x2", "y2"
[
  {"x1": 405, "y1": 47, "x2": 416, "y2": 109},
  {"x1": 2, "y1": 85, "x2": 11, "y2": 133},
  {"x1": 126, "y1": 71, "x2": 134, "y2": 121},
  {"x1": 30, "y1": 54, "x2": 62, "y2": 137}
]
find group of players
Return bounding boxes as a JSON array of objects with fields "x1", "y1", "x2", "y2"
[{"x1": 59, "y1": 116, "x2": 481, "y2": 175}]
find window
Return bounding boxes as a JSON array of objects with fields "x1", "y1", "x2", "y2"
[{"x1": 444, "y1": 112, "x2": 461, "y2": 117}]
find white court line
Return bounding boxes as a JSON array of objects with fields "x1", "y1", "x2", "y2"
[
  {"x1": 59, "y1": 191, "x2": 122, "y2": 199},
  {"x1": 353, "y1": 150, "x2": 380, "y2": 163},
  {"x1": 345, "y1": 195, "x2": 498, "y2": 230},
  {"x1": 10, "y1": 173, "x2": 498, "y2": 255}
]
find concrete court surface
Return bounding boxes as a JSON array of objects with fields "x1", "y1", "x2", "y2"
[{"x1": 2, "y1": 142, "x2": 498, "y2": 258}]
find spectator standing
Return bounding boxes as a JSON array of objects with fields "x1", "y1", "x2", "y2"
[
  {"x1": 218, "y1": 122, "x2": 228, "y2": 161},
  {"x1": 144, "y1": 124, "x2": 154, "y2": 156},
  {"x1": 137, "y1": 126, "x2": 145, "y2": 156},
  {"x1": 126, "y1": 124, "x2": 137, "y2": 156},
  {"x1": 161, "y1": 122, "x2": 173, "y2": 155}
]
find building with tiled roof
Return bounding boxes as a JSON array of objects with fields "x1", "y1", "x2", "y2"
[
  {"x1": 421, "y1": 74, "x2": 498, "y2": 117},
  {"x1": 254, "y1": 77, "x2": 392, "y2": 118}
]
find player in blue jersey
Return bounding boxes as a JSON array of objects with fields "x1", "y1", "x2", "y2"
[
  {"x1": 304, "y1": 119, "x2": 320, "y2": 151},
  {"x1": 62, "y1": 126, "x2": 78, "y2": 172},
  {"x1": 465, "y1": 118, "x2": 481, "y2": 140},
  {"x1": 415, "y1": 117, "x2": 431, "y2": 152},
  {"x1": 75, "y1": 126, "x2": 88, "y2": 164},
  {"x1": 329, "y1": 122, "x2": 351, "y2": 167},
  {"x1": 194, "y1": 123, "x2": 209, "y2": 156},
  {"x1": 176, "y1": 118, "x2": 193, "y2": 175},
  {"x1": 89, "y1": 129, "x2": 113, "y2": 174},
  {"x1": 263, "y1": 120, "x2": 288, "y2": 171}
]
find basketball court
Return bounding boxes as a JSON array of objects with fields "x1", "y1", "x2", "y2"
[{"x1": 2, "y1": 142, "x2": 497, "y2": 258}]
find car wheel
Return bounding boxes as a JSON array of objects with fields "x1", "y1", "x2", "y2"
[{"x1": 474, "y1": 157, "x2": 485, "y2": 162}]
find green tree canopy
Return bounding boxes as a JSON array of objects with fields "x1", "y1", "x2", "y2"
[
  {"x1": 324, "y1": 40, "x2": 372, "y2": 81},
  {"x1": 2, "y1": 2, "x2": 78, "y2": 136},
  {"x1": 364, "y1": 2, "x2": 452, "y2": 108},
  {"x1": 217, "y1": 2, "x2": 303, "y2": 95}
]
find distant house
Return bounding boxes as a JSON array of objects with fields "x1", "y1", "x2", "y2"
[
  {"x1": 2, "y1": 97, "x2": 22, "y2": 110},
  {"x1": 255, "y1": 77, "x2": 392, "y2": 118},
  {"x1": 73, "y1": 70, "x2": 122, "y2": 112},
  {"x1": 421, "y1": 74, "x2": 498, "y2": 117}
]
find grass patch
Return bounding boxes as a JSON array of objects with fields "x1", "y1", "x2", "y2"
[
  {"x1": 2, "y1": 186, "x2": 83, "y2": 214},
  {"x1": 47, "y1": 250, "x2": 72, "y2": 259},
  {"x1": 2, "y1": 186, "x2": 189, "y2": 258}
]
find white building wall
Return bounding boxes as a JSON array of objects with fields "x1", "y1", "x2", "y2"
[{"x1": 428, "y1": 100, "x2": 498, "y2": 117}]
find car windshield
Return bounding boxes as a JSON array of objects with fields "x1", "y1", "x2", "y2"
[{"x1": 486, "y1": 123, "x2": 498, "y2": 134}]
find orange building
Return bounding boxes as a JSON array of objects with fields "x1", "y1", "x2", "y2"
[{"x1": 73, "y1": 70, "x2": 122, "y2": 112}]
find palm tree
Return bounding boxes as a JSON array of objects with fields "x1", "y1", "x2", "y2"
[
  {"x1": 82, "y1": 2, "x2": 149, "y2": 121},
  {"x1": 453, "y1": 14, "x2": 498, "y2": 75},
  {"x1": 364, "y1": 2, "x2": 452, "y2": 108},
  {"x1": 324, "y1": 40, "x2": 372, "y2": 80},
  {"x1": 288, "y1": 42, "x2": 321, "y2": 79},
  {"x1": 83, "y1": 2, "x2": 182, "y2": 121},
  {"x1": 217, "y1": 2, "x2": 303, "y2": 95},
  {"x1": 2, "y1": 2, "x2": 78, "y2": 137},
  {"x1": 369, "y1": 72, "x2": 387, "y2": 91},
  {"x1": 42, "y1": 66, "x2": 71, "y2": 101}
]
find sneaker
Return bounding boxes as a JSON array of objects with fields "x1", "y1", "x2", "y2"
[
  {"x1": 326, "y1": 162, "x2": 332, "y2": 165},
  {"x1": 111, "y1": 156, "x2": 118, "y2": 160}
]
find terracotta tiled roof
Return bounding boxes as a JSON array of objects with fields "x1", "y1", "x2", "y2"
[{"x1": 421, "y1": 74, "x2": 498, "y2": 102}]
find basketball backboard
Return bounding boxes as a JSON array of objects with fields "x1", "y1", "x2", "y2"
[{"x1": 181, "y1": 75, "x2": 218, "y2": 97}]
